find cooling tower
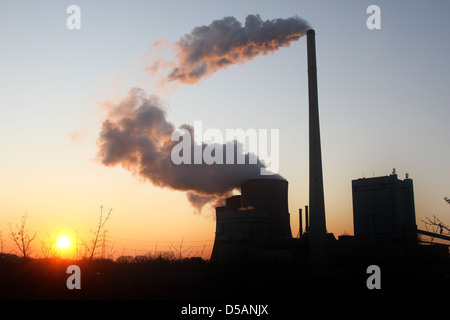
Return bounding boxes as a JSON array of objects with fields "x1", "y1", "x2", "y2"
[{"x1": 241, "y1": 179, "x2": 292, "y2": 239}]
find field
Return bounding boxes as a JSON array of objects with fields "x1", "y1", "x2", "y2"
[{"x1": 1, "y1": 253, "x2": 449, "y2": 301}]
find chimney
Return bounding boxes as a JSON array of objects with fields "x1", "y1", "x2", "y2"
[
  {"x1": 307, "y1": 29, "x2": 328, "y2": 267},
  {"x1": 305, "y1": 205, "x2": 309, "y2": 232},
  {"x1": 299, "y1": 208, "x2": 303, "y2": 237}
]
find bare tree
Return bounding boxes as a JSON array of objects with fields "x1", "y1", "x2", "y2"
[
  {"x1": 200, "y1": 243, "x2": 206, "y2": 260},
  {"x1": 423, "y1": 215, "x2": 450, "y2": 236},
  {"x1": 9, "y1": 213, "x2": 37, "y2": 258},
  {"x1": 41, "y1": 232, "x2": 58, "y2": 258},
  {"x1": 82, "y1": 205, "x2": 113, "y2": 261},
  {"x1": 0, "y1": 231, "x2": 4, "y2": 254},
  {"x1": 421, "y1": 197, "x2": 450, "y2": 242},
  {"x1": 169, "y1": 236, "x2": 193, "y2": 260},
  {"x1": 105, "y1": 237, "x2": 117, "y2": 260}
]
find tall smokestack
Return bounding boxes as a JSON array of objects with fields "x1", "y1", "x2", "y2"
[{"x1": 306, "y1": 29, "x2": 327, "y2": 267}]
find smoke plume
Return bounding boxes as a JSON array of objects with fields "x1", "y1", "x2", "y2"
[
  {"x1": 97, "y1": 88, "x2": 283, "y2": 213},
  {"x1": 97, "y1": 15, "x2": 307, "y2": 213},
  {"x1": 148, "y1": 14, "x2": 310, "y2": 85}
]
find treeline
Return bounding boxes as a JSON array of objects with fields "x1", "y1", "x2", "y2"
[{"x1": 0, "y1": 254, "x2": 212, "y2": 299}]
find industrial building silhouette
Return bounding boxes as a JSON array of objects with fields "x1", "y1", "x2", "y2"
[
  {"x1": 210, "y1": 172, "x2": 449, "y2": 265},
  {"x1": 211, "y1": 30, "x2": 449, "y2": 266},
  {"x1": 352, "y1": 170, "x2": 417, "y2": 245},
  {"x1": 211, "y1": 178, "x2": 294, "y2": 262}
]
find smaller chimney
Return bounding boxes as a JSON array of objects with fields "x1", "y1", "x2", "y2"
[
  {"x1": 305, "y1": 205, "x2": 309, "y2": 233},
  {"x1": 299, "y1": 208, "x2": 303, "y2": 237}
]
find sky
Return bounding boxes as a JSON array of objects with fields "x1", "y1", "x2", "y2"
[{"x1": 0, "y1": 0, "x2": 449, "y2": 259}]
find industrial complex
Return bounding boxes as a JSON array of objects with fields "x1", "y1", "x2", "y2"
[{"x1": 210, "y1": 30, "x2": 450, "y2": 266}]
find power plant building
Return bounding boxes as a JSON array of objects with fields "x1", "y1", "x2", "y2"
[
  {"x1": 352, "y1": 170, "x2": 417, "y2": 243},
  {"x1": 211, "y1": 208, "x2": 270, "y2": 261},
  {"x1": 209, "y1": 28, "x2": 449, "y2": 265},
  {"x1": 212, "y1": 29, "x2": 329, "y2": 264},
  {"x1": 210, "y1": 179, "x2": 293, "y2": 261}
]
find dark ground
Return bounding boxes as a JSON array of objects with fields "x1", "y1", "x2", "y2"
[{"x1": 0, "y1": 254, "x2": 449, "y2": 301}]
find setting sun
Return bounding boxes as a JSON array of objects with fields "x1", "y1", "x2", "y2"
[{"x1": 56, "y1": 235, "x2": 72, "y2": 251}]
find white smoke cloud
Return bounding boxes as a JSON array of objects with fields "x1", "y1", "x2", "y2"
[
  {"x1": 97, "y1": 88, "x2": 283, "y2": 212},
  {"x1": 148, "y1": 14, "x2": 310, "y2": 86},
  {"x1": 97, "y1": 14, "x2": 308, "y2": 213}
]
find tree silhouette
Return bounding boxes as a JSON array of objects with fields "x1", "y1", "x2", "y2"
[
  {"x1": 169, "y1": 236, "x2": 193, "y2": 260},
  {"x1": 422, "y1": 197, "x2": 450, "y2": 240},
  {"x1": 82, "y1": 205, "x2": 113, "y2": 261},
  {"x1": 41, "y1": 232, "x2": 58, "y2": 258},
  {"x1": 8, "y1": 213, "x2": 37, "y2": 258}
]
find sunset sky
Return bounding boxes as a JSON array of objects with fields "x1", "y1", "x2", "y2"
[{"x1": 0, "y1": 1, "x2": 449, "y2": 259}]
